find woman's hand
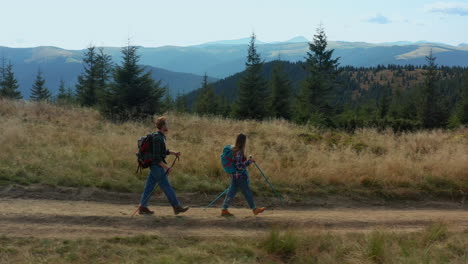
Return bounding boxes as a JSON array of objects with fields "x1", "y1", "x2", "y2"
[{"x1": 249, "y1": 156, "x2": 255, "y2": 163}]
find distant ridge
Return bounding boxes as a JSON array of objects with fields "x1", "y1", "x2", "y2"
[
  {"x1": 199, "y1": 36, "x2": 311, "y2": 46},
  {"x1": 1, "y1": 38, "x2": 468, "y2": 96},
  {"x1": 0, "y1": 46, "x2": 218, "y2": 99},
  {"x1": 379, "y1": 40, "x2": 451, "y2": 46},
  {"x1": 198, "y1": 37, "x2": 267, "y2": 46},
  {"x1": 286, "y1": 36, "x2": 309, "y2": 43}
]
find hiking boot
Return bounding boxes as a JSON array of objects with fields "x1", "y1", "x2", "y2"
[
  {"x1": 253, "y1": 207, "x2": 266, "y2": 215},
  {"x1": 173, "y1": 205, "x2": 189, "y2": 215},
  {"x1": 138, "y1": 206, "x2": 154, "y2": 215},
  {"x1": 221, "y1": 209, "x2": 234, "y2": 217}
]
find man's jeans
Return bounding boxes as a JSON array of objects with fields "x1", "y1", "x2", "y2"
[
  {"x1": 139, "y1": 165, "x2": 180, "y2": 207},
  {"x1": 223, "y1": 176, "x2": 256, "y2": 209}
]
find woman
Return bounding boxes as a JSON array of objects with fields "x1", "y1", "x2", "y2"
[
  {"x1": 138, "y1": 116, "x2": 189, "y2": 215},
  {"x1": 221, "y1": 133, "x2": 265, "y2": 216}
]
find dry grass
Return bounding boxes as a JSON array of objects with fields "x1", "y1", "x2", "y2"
[
  {"x1": 1, "y1": 224, "x2": 467, "y2": 263},
  {"x1": 0, "y1": 99, "x2": 467, "y2": 200}
]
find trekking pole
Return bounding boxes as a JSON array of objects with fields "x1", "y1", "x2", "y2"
[
  {"x1": 253, "y1": 162, "x2": 284, "y2": 204},
  {"x1": 131, "y1": 155, "x2": 179, "y2": 217},
  {"x1": 204, "y1": 188, "x2": 229, "y2": 209}
]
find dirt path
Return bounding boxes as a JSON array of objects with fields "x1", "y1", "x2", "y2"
[{"x1": 1, "y1": 198, "x2": 467, "y2": 239}]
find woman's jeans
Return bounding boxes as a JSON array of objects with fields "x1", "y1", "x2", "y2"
[
  {"x1": 139, "y1": 165, "x2": 180, "y2": 207},
  {"x1": 223, "y1": 176, "x2": 256, "y2": 209}
]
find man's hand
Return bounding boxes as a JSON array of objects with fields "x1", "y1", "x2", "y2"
[
  {"x1": 170, "y1": 151, "x2": 181, "y2": 157},
  {"x1": 160, "y1": 162, "x2": 173, "y2": 174},
  {"x1": 249, "y1": 155, "x2": 255, "y2": 163}
]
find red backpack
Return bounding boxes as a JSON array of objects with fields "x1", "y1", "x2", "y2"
[{"x1": 135, "y1": 133, "x2": 157, "y2": 173}]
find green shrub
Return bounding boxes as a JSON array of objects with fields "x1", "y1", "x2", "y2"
[
  {"x1": 423, "y1": 222, "x2": 448, "y2": 245},
  {"x1": 367, "y1": 231, "x2": 387, "y2": 264},
  {"x1": 298, "y1": 133, "x2": 322, "y2": 143},
  {"x1": 262, "y1": 228, "x2": 299, "y2": 260},
  {"x1": 352, "y1": 142, "x2": 369, "y2": 153}
]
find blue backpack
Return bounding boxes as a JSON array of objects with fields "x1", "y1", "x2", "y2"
[{"x1": 220, "y1": 145, "x2": 237, "y2": 174}]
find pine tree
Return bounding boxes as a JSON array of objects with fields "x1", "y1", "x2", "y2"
[
  {"x1": 76, "y1": 46, "x2": 112, "y2": 107},
  {"x1": 295, "y1": 79, "x2": 314, "y2": 123},
  {"x1": 76, "y1": 46, "x2": 99, "y2": 106},
  {"x1": 218, "y1": 96, "x2": 232, "y2": 117},
  {"x1": 379, "y1": 83, "x2": 391, "y2": 119},
  {"x1": 0, "y1": 58, "x2": 5, "y2": 96},
  {"x1": 234, "y1": 33, "x2": 268, "y2": 120},
  {"x1": 401, "y1": 87, "x2": 420, "y2": 120},
  {"x1": 268, "y1": 61, "x2": 292, "y2": 119},
  {"x1": 0, "y1": 61, "x2": 22, "y2": 99},
  {"x1": 104, "y1": 45, "x2": 165, "y2": 121},
  {"x1": 419, "y1": 50, "x2": 447, "y2": 128},
  {"x1": 458, "y1": 71, "x2": 468, "y2": 124},
  {"x1": 447, "y1": 110, "x2": 461, "y2": 129},
  {"x1": 95, "y1": 47, "x2": 113, "y2": 102},
  {"x1": 295, "y1": 25, "x2": 340, "y2": 125},
  {"x1": 0, "y1": 57, "x2": 3, "y2": 83},
  {"x1": 162, "y1": 90, "x2": 174, "y2": 113},
  {"x1": 174, "y1": 92, "x2": 188, "y2": 113},
  {"x1": 195, "y1": 74, "x2": 218, "y2": 115},
  {"x1": 56, "y1": 79, "x2": 74, "y2": 104},
  {"x1": 66, "y1": 86, "x2": 75, "y2": 103},
  {"x1": 30, "y1": 70, "x2": 51, "y2": 101},
  {"x1": 388, "y1": 87, "x2": 403, "y2": 118},
  {"x1": 57, "y1": 79, "x2": 67, "y2": 100}
]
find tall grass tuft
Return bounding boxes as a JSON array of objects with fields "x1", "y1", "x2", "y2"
[
  {"x1": 367, "y1": 231, "x2": 387, "y2": 264},
  {"x1": 422, "y1": 222, "x2": 448, "y2": 246},
  {"x1": 261, "y1": 228, "x2": 299, "y2": 261}
]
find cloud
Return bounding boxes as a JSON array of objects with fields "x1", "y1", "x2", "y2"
[
  {"x1": 366, "y1": 14, "x2": 391, "y2": 24},
  {"x1": 425, "y1": 2, "x2": 468, "y2": 16}
]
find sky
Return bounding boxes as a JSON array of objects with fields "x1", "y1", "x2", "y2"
[{"x1": 0, "y1": 0, "x2": 467, "y2": 49}]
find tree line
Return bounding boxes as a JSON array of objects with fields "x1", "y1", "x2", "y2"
[
  {"x1": 188, "y1": 28, "x2": 468, "y2": 131},
  {"x1": 1, "y1": 26, "x2": 468, "y2": 130},
  {"x1": 0, "y1": 45, "x2": 167, "y2": 122}
]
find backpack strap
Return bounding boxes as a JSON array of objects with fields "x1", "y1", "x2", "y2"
[
  {"x1": 135, "y1": 164, "x2": 143, "y2": 174},
  {"x1": 223, "y1": 146, "x2": 235, "y2": 167},
  {"x1": 223, "y1": 156, "x2": 235, "y2": 168}
]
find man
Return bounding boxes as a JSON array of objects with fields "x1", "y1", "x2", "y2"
[{"x1": 138, "y1": 116, "x2": 189, "y2": 215}]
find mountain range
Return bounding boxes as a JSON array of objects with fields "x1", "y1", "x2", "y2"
[
  {"x1": 0, "y1": 46, "x2": 218, "y2": 98},
  {"x1": 1, "y1": 37, "x2": 467, "y2": 98}
]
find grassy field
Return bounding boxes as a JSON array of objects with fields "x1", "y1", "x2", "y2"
[
  {"x1": 1, "y1": 223, "x2": 466, "y2": 263},
  {"x1": 0, "y1": 99, "x2": 467, "y2": 201}
]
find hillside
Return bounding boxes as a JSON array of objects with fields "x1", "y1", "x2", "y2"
[
  {"x1": 185, "y1": 60, "x2": 467, "y2": 108},
  {"x1": 1, "y1": 99, "x2": 467, "y2": 202}
]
